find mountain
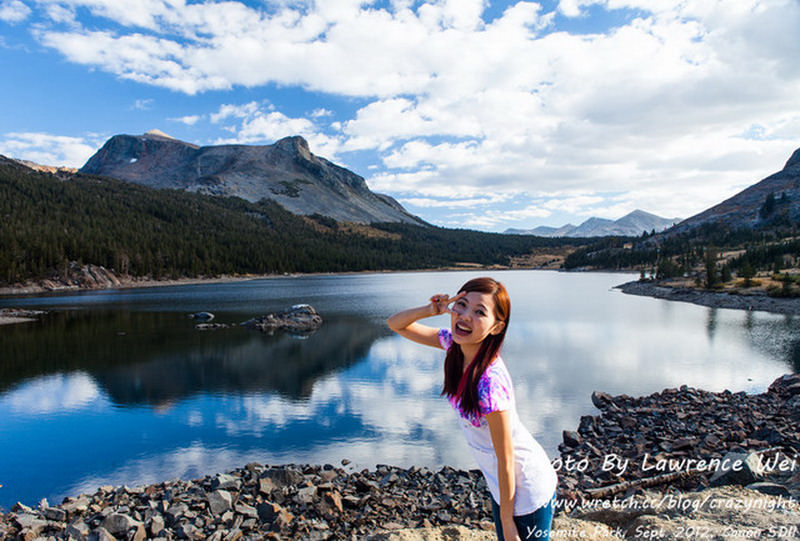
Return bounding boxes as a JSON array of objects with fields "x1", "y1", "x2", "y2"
[
  {"x1": 505, "y1": 224, "x2": 577, "y2": 237},
  {"x1": 668, "y1": 148, "x2": 800, "y2": 234},
  {"x1": 506, "y1": 210, "x2": 679, "y2": 238},
  {"x1": 80, "y1": 131, "x2": 425, "y2": 225}
]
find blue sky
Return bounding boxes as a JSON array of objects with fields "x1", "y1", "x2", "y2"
[{"x1": 1, "y1": 0, "x2": 799, "y2": 232}]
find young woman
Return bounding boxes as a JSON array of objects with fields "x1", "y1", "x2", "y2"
[{"x1": 387, "y1": 277, "x2": 557, "y2": 541}]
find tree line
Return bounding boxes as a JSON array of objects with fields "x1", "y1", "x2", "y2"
[
  {"x1": 564, "y1": 191, "x2": 800, "y2": 288},
  {"x1": 0, "y1": 162, "x2": 580, "y2": 285}
]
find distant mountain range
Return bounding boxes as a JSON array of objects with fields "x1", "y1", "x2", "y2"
[
  {"x1": 80, "y1": 130, "x2": 425, "y2": 225},
  {"x1": 506, "y1": 210, "x2": 680, "y2": 238}
]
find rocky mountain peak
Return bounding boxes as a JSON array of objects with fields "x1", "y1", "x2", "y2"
[
  {"x1": 80, "y1": 133, "x2": 424, "y2": 225},
  {"x1": 274, "y1": 136, "x2": 311, "y2": 158},
  {"x1": 144, "y1": 129, "x2": 177, "y2": 141},
  {"x1": 784, "y1": 147, "x2": 800, "y2": 170}
]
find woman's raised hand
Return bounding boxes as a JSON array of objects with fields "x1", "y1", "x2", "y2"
[{"x1": 428, "y1": 292, "x2": 466, "y2": 316}]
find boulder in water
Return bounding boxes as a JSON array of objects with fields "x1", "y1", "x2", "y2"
[{"x1": 242, "y1": 304, "x2": 323, "y2": 335}]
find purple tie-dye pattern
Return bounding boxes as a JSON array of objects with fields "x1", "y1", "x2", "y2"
[{"x1": 438, "y1": 328, "x2": 513, "y2": 427}]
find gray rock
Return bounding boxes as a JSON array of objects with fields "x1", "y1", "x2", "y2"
[
  {"x1": 257, "y1": 502, "x2": 291, "y2": 524},
  {"x1": 13, "y1": 513, "x2": 48, "y2": 535},
  {"x1": 12, "y1": 502, "x2": 35, "y2": 513},
  {"x1": 710, "y1": 452, "x2": 764, "y2": 487},
  {"x1": 768, "y1": 373, "x2": 800, "y2": 398},
  {"x1": 207, "y1": 490, "x2": 233, "y2": 515},
  {"x1": 100, "y1": 513, "x2": 141, "y2": 535},
  {"x1": 260, "y1": 467, "x2": 305, "y2": 488},
  {"x1": 211, "y1": 473, "x2": 240, "y2": 491},
  {"x1": 62, "y1": 496, "x2": 91, "y2": 515},
  {"x1": 562, "y1": 430, "x2": 581, "y2": 448},
  {"x1": 745, "y1": 482, "x2": 791, "y2": 497},
  {"x1": 258, "y1": 476, "x2": 277, "y2": 495},
  {"x1": 165, "y1": 502, "x2": 190, "y2": 525},
  {"x1": 234, "y1": 502, "x2": 258, "y2": 519},
  {"x1": 294, "y1": 486, "x2": 318, "y2": 504},
  {"x1": 222, "y1": 527, "x2": 243, "y2": 541},
  {"x1": 148, "y1": 514, "x2": 166, "y2": 537},
  {"x1": 131, "y1": 523, "x2": 147, "y2": 541},
  {"x1": 189, "y1": 312, "x2": 215, "y2": 321},
  {"x1": 67, "y1": 520, "x2": 91, "y2": 539},
  {"x1": 89, "y1": 527, "x2": 116, "y2": 541},
  {"x1": 591, "y1": 391, "x2": 617, "y2": 410},
  {"x1": 44, "y1": 506, "x2": 67, "y2": 522},
  {"x1": 176, "y1": 522, "x2": 202, "y2": 539}
]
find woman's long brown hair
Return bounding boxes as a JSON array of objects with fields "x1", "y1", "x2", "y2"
[{"x1": 442, "y1": 277, "x2": 510, "y2": 419}]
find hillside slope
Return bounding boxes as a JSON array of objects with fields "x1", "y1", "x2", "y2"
[{"x1": 669, "y1": 148, "x2": 800, "y2": 234}]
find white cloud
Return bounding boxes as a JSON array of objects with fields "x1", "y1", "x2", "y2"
[
  {"x1": 209, "y1": 102, "x2": 261, "y2": 123},
  {"x1": 0, "y1": 0, "x2": 31, "y2": 23},
  {"x1": 14, "y1": 0, "x2": 800, "y2": 228},
  {"x1": 210, "y1": 102, "x2": 344, "y2": 160},
  {"x1": 171, "y1": 114, "x2": 202, "y2": 126},
  {"x1": 310, "y1": 108, "x2": 333, "y2": 118},
  {"x1": 132, "y1": 98, "x2": 154, "y2": 111},
  {"x1": 0, "y1": 132, "x2": 99, "y2": 168},
  {"x1": 557, "y1": 0, "x2": 594, "y2": 18},
  {"x1": 43, "y1": 3, "x2": 75, "y2": 24}
]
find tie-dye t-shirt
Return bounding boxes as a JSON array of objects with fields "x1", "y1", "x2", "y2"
[
  {"x1": 438, "y1": 328, "x2": 558, "y2": 515},
  {"x1": 438, "y1": 328, "x2": 513, "y2": 427}
]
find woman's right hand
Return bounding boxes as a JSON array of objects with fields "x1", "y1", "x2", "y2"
[{"x1": 428, "y1": 292, "x2": 466, "y2": 316}]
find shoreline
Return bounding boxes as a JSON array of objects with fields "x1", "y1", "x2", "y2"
[
  {"x1": 2, "y1": 375, "x2": 798, "y2": 540},
  {"x1": 616, "y1": 279, "x2": 800, "y2": 316},
  {"x1": 0, "y1": 265, "x2": 572, "y2": 299}
]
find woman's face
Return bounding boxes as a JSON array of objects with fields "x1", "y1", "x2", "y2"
[{"x1": 450, "y1": 291, "x2": 505, "y2": 347}]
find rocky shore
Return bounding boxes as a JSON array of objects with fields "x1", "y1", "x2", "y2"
[
  {"x1": 0, "y1": 263, "x2": 259, "y2": 297},
  {"x1": 2, "y1": 375, "x2": 798, "y2": 540},
  {"x1": 0, "y1": 308, "x2": 46, "y2": 326},
  {"x1": 616, "y1": 279, "x2": 800, "y2": 316},
  {"x1": 558, "y1": 374, "x2": 800, "y2": 497}
]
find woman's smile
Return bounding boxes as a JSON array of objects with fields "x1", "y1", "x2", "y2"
[{"x1": 454, "y1": 320, "x2": 472, "y2": 336}]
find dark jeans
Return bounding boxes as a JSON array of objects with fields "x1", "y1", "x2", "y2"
[{"x1": 490, "y1": 493, "x2": 555, "y2": 541}]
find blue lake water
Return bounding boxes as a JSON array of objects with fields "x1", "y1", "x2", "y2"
[{"x1": 0, "y1": 270, "x2": 797, "y2": 509}]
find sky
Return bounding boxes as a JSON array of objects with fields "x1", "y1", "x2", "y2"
[{"x1": 1, "y1": 0, "x2": 799, "y2": 232}]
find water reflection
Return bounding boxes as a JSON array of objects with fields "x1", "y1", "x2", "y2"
[
  {"x1": 3, "y1": 372, "x2": 101, "y2": 415},
  {"x1": 706, "y1": 308, "x2": 718, "y2": 340},
  {"x1": 0, "y1": 311, "x2": 390, "y2": 402}
]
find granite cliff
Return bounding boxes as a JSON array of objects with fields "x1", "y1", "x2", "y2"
[{"x1": 80, "y1": 131, "x2": 425, "y2": 225}]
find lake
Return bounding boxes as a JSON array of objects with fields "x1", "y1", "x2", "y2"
[{"x1": 0, "y1": 270, "x2": 797, "y2": 509}]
